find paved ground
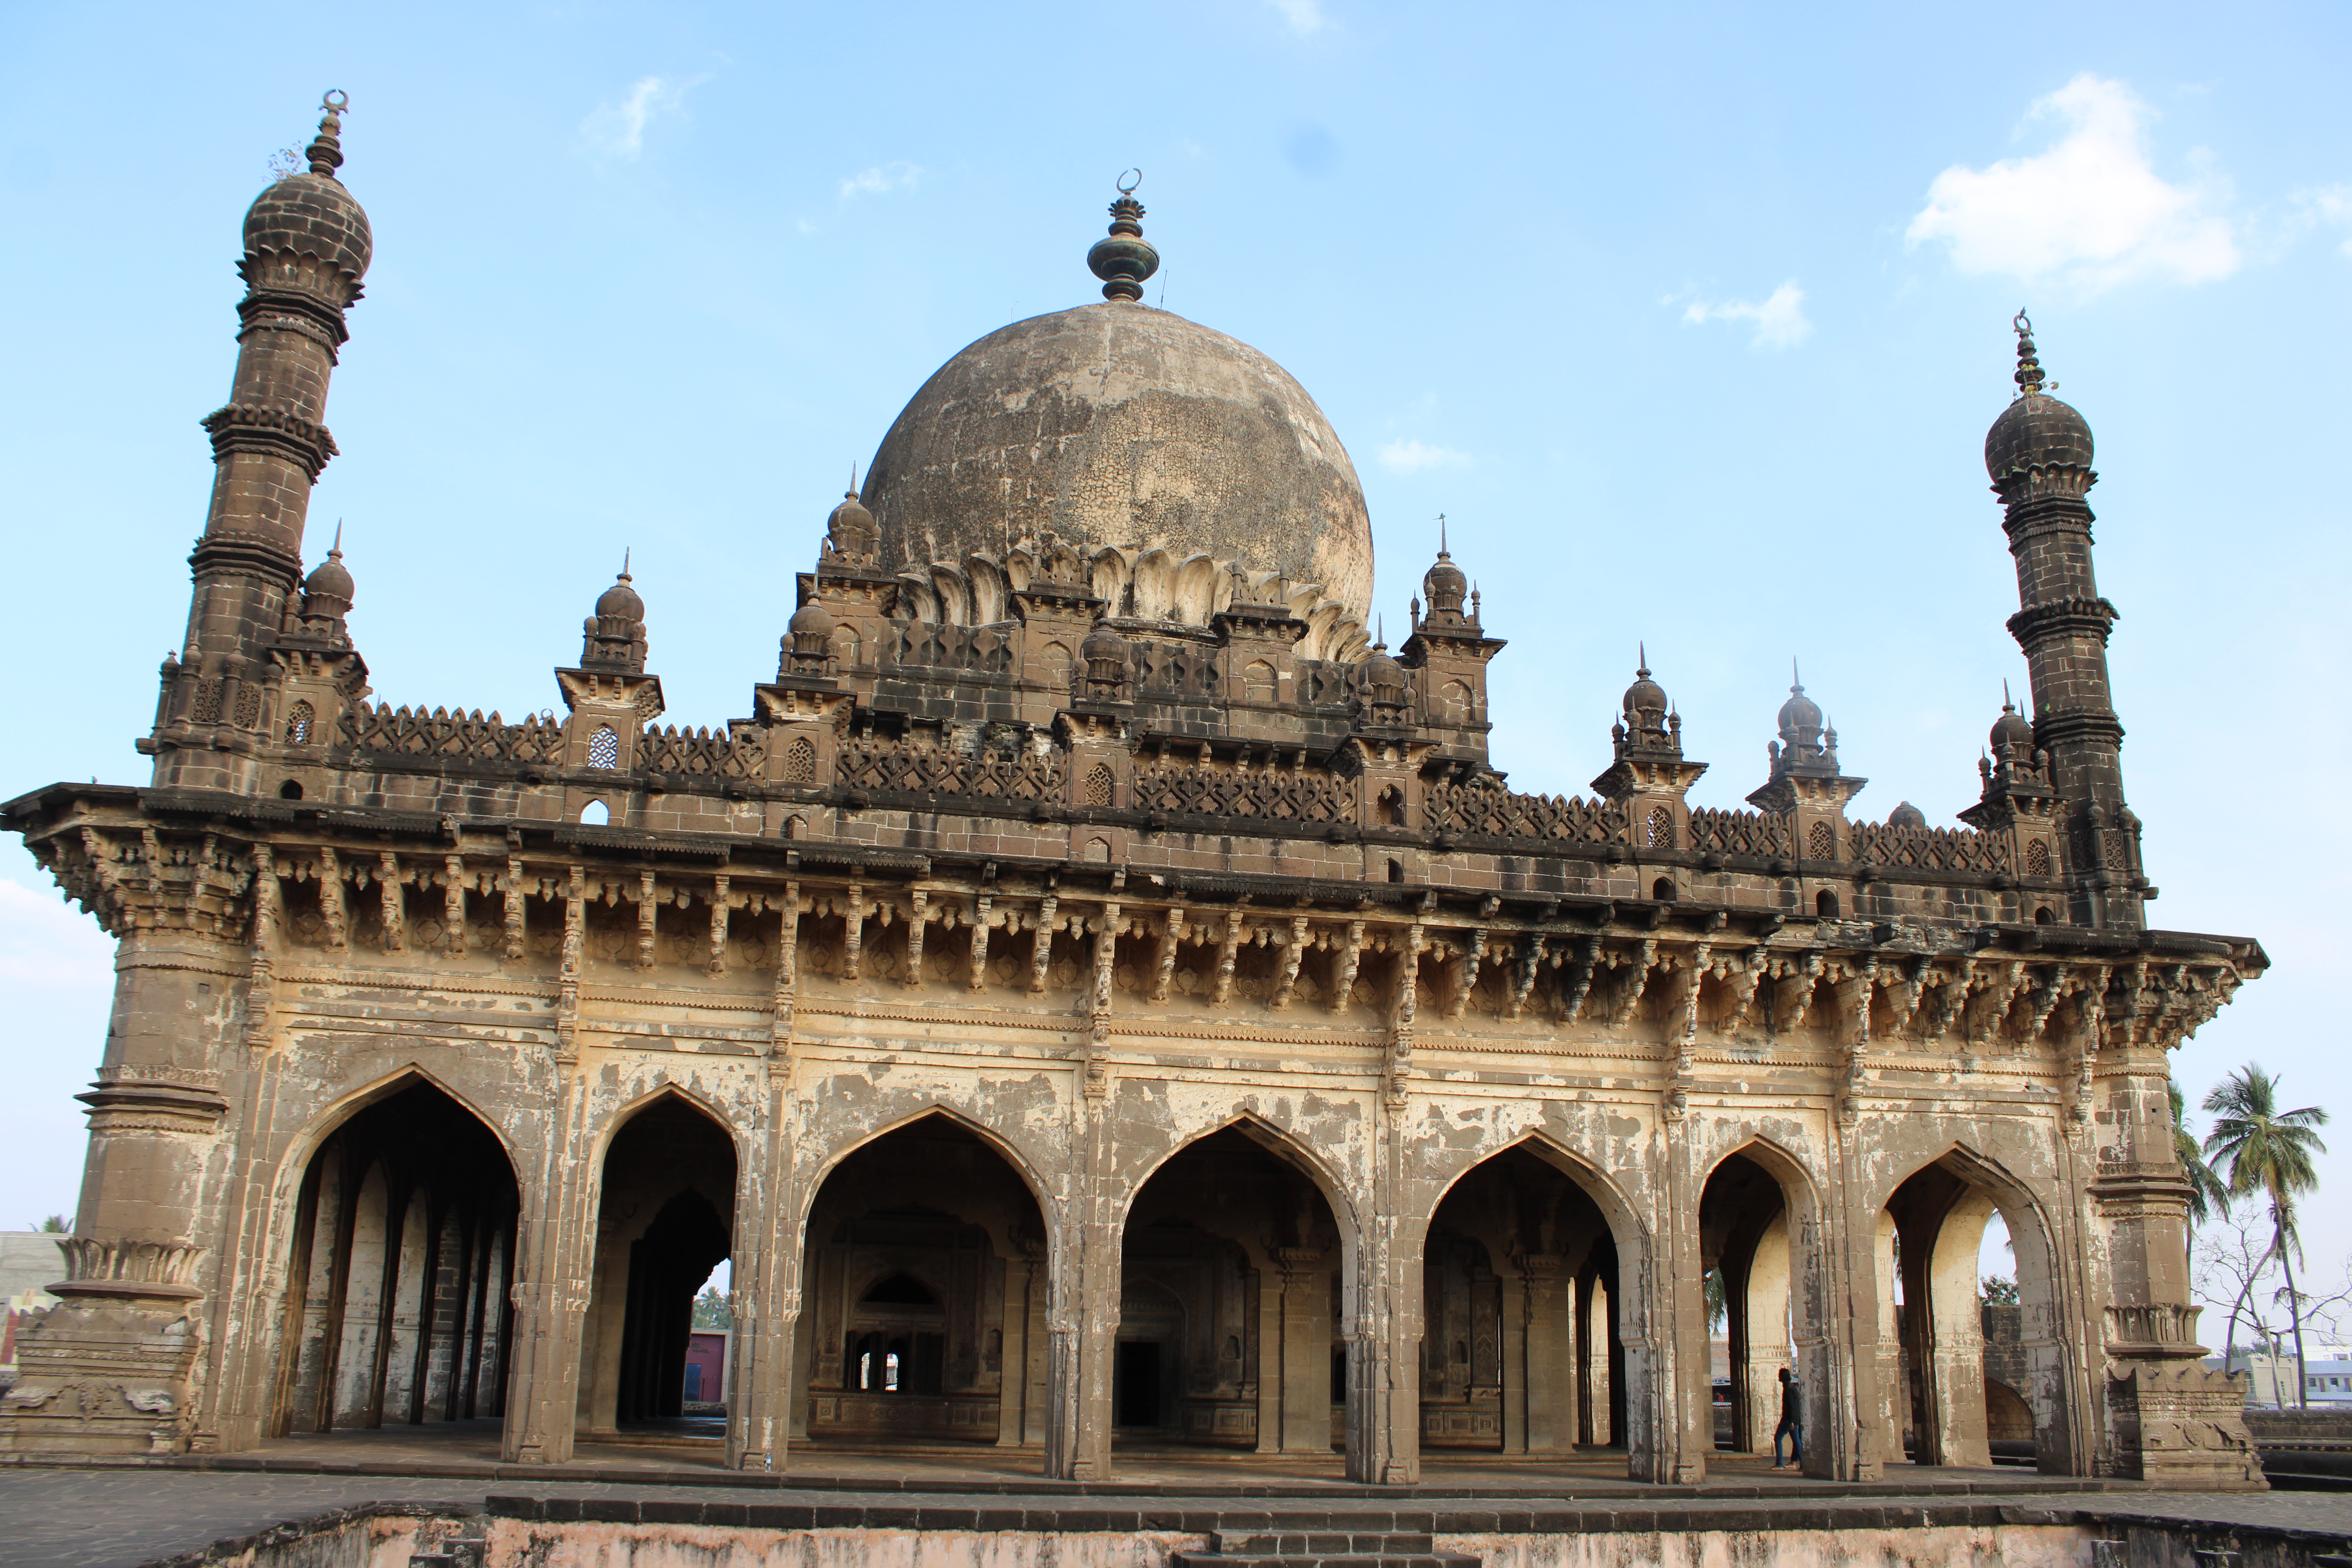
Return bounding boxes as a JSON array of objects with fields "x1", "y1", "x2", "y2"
[{"x1": 5, "y1": 1432, "x2": 2348, "y2": 1568}]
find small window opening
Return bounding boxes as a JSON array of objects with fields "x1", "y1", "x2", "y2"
[
  {"x1": 283, "y1": 699, "x2": 314, "y2": 746},
  {"x1": 587, "y1": 724, "x2": 621, "y2": 769},
  {"x1": 1816, "y1": 889, "x2": 1839, "y2": 919},
  {"x1": 2034, "y1": 905, "x2": 2054, "y2": 926},
  {"x1": 1651, "y1": 877, "x2": 1675, "y2": 902},
  {"x1": 1387, "y1": 858, "x2": 1404, "y2": 883},
  {"x1": 278, "y1": 779, "x2": 304, "y2": 800},
  {"x1": 580, "y1": 799, "x2": 610, "y2": 826}
]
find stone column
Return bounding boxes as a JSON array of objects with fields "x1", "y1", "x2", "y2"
[
  {"x1": 728, "y1": 1054, "x2": 796, "y2": 1471},
  {"x1": 502, "y1": 874, "x2": 592, "y2": 1465},
  {"x1": 1254, "y1": 1259, "x2": 1282, "y2": 1455},
  {"x1": 1742, "y1": 1212, "x2": 1794, "y2": 1454},
  {"x1": 0, "y1": 926, "x2": 241, "y2": 1459},
  {"x1": 1276, "y1": 1247, "x2": 1330, "y2": 1453},
  {"x1": 1522, "y1": 1254, "x2": 1574, "y2": 1453},
  {"x1": 1661, "y1": 1126, "x2": 1712, "y2": 1485},
  {"x1": 996, "y1": 1250, "x2": 1032, "y2": 1447},
  {"x1": 1499, "y1": 1269, "x2": 1528, "y2": 1454}
]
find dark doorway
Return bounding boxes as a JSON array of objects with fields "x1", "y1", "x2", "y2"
[
  {"x1": 271, "y1": 1078, "x2": 520, "y2": 1437},
  {"x1": 1115, "y1": 1340, "x2": 1163, "y2": 1426},
  {"x1": 795, "y1": 1114, "x2": 1047, "y2": 1450},
  {"x1": 581, "y1": 1096, "x2": 737, "y2": 1433}
]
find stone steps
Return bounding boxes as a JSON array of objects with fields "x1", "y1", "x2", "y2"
[{"x1": 1174, "y1": 1530, "x2": 1483, "y2": 1567}]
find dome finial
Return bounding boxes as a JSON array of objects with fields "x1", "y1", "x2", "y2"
[
  {"x1": 307, "y1": 90, "x2": 348, "y2": 179},
  {"x1": 2012, "y1": 308, "x2": 2047, "y2": 399},
  {"x1": 1638, "y1": 640, "x2": 1649, "y2": 679},
  {"x1": 329, "y1": 515, "x2": 344, "y2": 558},
  {"x1": 1087, "y1": 171, "x2": 1160, "y2": 303},
  {"x1": 1437, "y1": 513, "x2": 1449, "y2": 559}
]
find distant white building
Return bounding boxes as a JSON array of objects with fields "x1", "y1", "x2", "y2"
[
  {"x1": 0, "y1": 1233, "x2": 65, "y2": 1390},
  {"x1": 2209, "y1": 1347, "x2": 2352, "y2": 1408}
]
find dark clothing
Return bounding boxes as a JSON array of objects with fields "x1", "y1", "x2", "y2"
[{"x1": 1774, "y1": 1375, "x2": 1803, "y2": 1466}]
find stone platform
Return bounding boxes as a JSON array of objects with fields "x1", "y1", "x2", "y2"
[{"x1": 9, "y1": 1430, "x2": 2352, "y2": 1568}]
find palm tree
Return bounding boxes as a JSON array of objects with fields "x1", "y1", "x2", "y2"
[
  {"x1": 2204, "y1": 1065, "x2": 2329, "y2": 1408},
  {"x1": 2172, "y1": 1077, "x2": 2229, "y2": 1267}
]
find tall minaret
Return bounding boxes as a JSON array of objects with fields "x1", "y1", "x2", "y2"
[
  {"x1": 149, "y1": 94, "x2": 372, "y2": 790},
  {"x1": 1984, "y1": 314, "x2": 2143, "y2": 928}
]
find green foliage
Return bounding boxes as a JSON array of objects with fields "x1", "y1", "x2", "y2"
[
  {"x1": 692, "y1": 1285, "x2": 734, "y2": 1330},
  {"x1": 2171, "y1": 1077, "x2": 2229, "y2": 1230},
  {"x1": 1704, "y1": 1269, "x2": 1726, "y2": 1332},
  {"x1": 35, "y1": 1215, "x2": 66, "y2": 1233},
  {"x1": 1981, "y1": 1275, "x2": 2019, "y2": 1307},
  {"x1": 2203, "y1": 1064, "x2": 2328, "y2": 1253}
]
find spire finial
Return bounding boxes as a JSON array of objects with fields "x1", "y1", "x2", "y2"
[
  {"x1": 1438, "y1": 513, "x2": 1449, "y2": 559},
  {"x1": 2012, "y1": 309, "x2": 2047, "y2": 399},
  {"x1": 621, "y1": 546, "x2": 632, "y2": 581},
  {"x1": 1638, "y1": 640, "x2": 1649, "y2": 678},
  {"x1": 306, "y1": 90, "x2": 348, "y2": 179},
  {"x1": 1087, "y1": 171, "x2": 1160, "y2": 303},
  {"x1": 1376, "y1": 613, "x2": 1385, "y2": 651},
  {"x1": 329, "y1": 516, "x2": 344, "y2": 558},
  {"x1": 848, "y1": 459, "x2": 858, "y2": 498},
  {"x1": 1791, "y1": 656, "x2": 1803, "y2": 694}
]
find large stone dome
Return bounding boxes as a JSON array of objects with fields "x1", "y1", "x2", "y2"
[{"x1": 860, "y1": 302, "x2": 1375, "y2": 622}]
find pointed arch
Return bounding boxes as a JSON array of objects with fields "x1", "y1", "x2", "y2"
[
  {"x1": 586, "y1": 1078, "x2": 743, "y2": 1172},
  {"x1": 1118, "y1": 1109, "x2": 1361, "y2": 1250},
  {"x1": 275, "y1": 1062, "x2": 519, "y2": 1210},
  {"x1": 792, "y1": 1100, "x2": 1062, "y2": 1238},
  {"x1": 1424, "y1": 1127, "x2": 1650, "y2": 1261}
]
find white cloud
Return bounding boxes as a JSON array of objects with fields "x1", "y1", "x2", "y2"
[
  {"x1": 1679, "y1": 281, "x2": 1813, "y2": 350},
  {"x1": 839, "y1": 162, "x2": 924, "y2": 200},
  {"x1": 1906, "y1": 74, "x2": 2238, "y2": 289},
  {"x1": 2293, "y1": 185, "x2": 2352, "y2": 259},
  {"x1": 1378, "y1": 439, "x2": 1470, "y2": 474},
  {"x1": 1269, "y1": 0, "x2": 1328, "y2": 34},
  {"x1": 581, "y1": 76, "x2": 694, "y2": 160}
]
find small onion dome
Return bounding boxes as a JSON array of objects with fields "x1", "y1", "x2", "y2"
[
  {"x1": 243, "y1": 94, "x2": 372, "y2": 281},
  {"x1": 1080, "y1": 619, "x2": 1131, "y2": 678},
  {"x1": 1985, "y1": 313, "x2": 2092, "y2": 479},
  {"x1": 1622, "y1": 663, "x2": 1668, "y2": 724},
  {"x1": 1889, "y1": 801, "x2": 1928, "y2": 830},
  {"x1": 1991, "y1": 700, "x2": 2036, "y2": 751},
  {"x1": 596, "y1": 570, "x2": 644, "y2": 623},
  {"x1": 1778, "y1": 680, "x2": 1823, "y2": 740},
  {"x1": 1362, "y1": 646, "x2": 1407, "y2": 693},
  {"x1": 788, "y1": 598, "x2": 837, "y2": 641},
  {"x1": 826, "y1": 490, "x2": 879, "y2": 555},
  {"x1": 301, "y1": 547, "x2": 354, "y2": 613},
  {"x1": 1422, "y1": 550, "x2": 1468, "y2": 617}
]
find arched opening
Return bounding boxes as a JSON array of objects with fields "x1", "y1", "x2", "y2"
[
  {"x1": 1651, "y1": 877, "x2": 1675, "y2": 902},
  {"x1": 579, "y1": 1096, "x2": 736, "y2": 1434},
  {"x1": 279, "y1": 779, "x2": 304, "y2": 800},
  {"x1": 579, "y1": 799, "x2": 610, "y2": 826},
  {"x1": 795, "y1": 1113, "x2": 1047, "y2": 1452},
  {"x1": 1816, "y1": 889, "x2": 1839, "y2": 919},
  {"x1": 2033, "y1": 906, "x2": 2054, "y2": 926},
  {"x1": 1422, "y1": 1142, "x2": 1626, "y2": 1458},
  {"x1": 1119, "y1": 1123, "x2": 1346, "y2": 1457},
  {"x1": 270, "y1": 1078, "x2": 520, "y2": 1438},
  {"x1": 1878, "y1": 1151, "x2": 2069, "y2": 1472},
  {"x1": 1387, "y1": 858, "x2": 1405, "y2": 883}
]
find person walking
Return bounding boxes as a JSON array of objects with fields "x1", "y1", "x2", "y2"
[{"x1": 1772, "y1": 1367, "x2": 1803, "y2": 1469}]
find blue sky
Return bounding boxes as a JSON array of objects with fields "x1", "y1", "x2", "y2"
[{"x1": 3, "y1": 2, "x2": 2347, "y2": 1316}]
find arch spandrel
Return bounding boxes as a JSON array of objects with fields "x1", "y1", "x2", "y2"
[
  {"x1": 789, "y1": 1090, "x2": 1068, "y2": 1238},
  {"x1": 1099, "y1": 1082, "x2": 1372, "y2": 1238},
  {"x1": 269, "y1": 1062, "x2": 528, "y2": 1213},
  {"x1": 583, "y1": 1077, "x2": 746, "y2": 1172},
  {"x1": 1396, "y1": 1098, "x2": 1661, "y2": 1252}
]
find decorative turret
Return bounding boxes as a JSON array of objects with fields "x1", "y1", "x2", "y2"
[
  {"x1": 1399, "y1": 520, "x2": 1504, "y2": 762},
  {"x1": 1590, "y1": 654, "x2": 1707, "y2": 856},
  {"x1": 292, "y1": 525, "x2": 356, "y2": 646},
  {"x1": 824, "y1": 488, "x2": 880, "y2": 565},
  {"x1": 1355, "y1": 634, "x2": 1411, "y2": 730},
  {"x1": 581, "y1": 561, "x2": 648, "y2": 673},
  {"x1": 1984, "y1": 313, "x2": 2138, "y2": 927},
  {"x1": 1079, "y1": 620, "x2": 1132, "y2": 703},
  {"x1": 1747, "y1": 661, "x2": 1866, "y2": 851},
  {"x1": 1960, "y1": 688, "x2": 2064, "y2": 890},
  {"x1": 151, "y1": 94, "x2": 373, "y2": 789},
  {"x1": 1085, "y1": 172, "x2": 1159, "y2": 303}
]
